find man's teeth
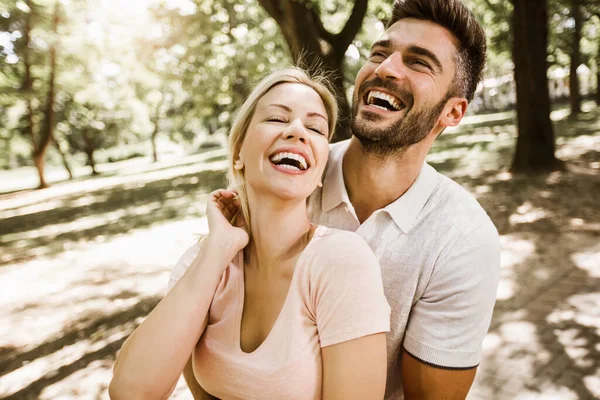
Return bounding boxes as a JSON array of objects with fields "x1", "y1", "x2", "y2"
[
  {"x1": 367, "y1": 90, "x2": 402, "y2": 111},
  {"x1": 269, "y1": 152, "x2": 308, "y2": 170}
]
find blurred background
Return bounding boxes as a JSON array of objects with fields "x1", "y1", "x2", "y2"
[{"x1": 0, "y1": 0, "x2": 599, "y2": 399}]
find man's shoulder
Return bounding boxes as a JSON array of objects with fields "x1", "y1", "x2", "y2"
[{"x1": 425, "y1": 170, "x2": 496, "y2": 237}]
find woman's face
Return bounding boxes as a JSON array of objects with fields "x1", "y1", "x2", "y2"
[{"x1": 238, "y1": 82, "x2": 330, "y2": 202}]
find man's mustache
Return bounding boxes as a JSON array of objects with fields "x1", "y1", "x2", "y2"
[{"x1": 359, "y1": 77, "x2": 414, "y2": 109}]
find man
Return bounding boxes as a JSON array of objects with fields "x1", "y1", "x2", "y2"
[
  {"x1": 307, "y1": 0, "x2": 500, "y2": 398},
  {"x1": 181, "y1": 0, "x2": 499, "y2": 398}
]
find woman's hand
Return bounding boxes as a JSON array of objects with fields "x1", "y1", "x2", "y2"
[{"x1": 206, "y1": 189, "x2": 249, "y2": 257}]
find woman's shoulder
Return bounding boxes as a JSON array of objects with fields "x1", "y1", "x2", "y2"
[
  {"x1": 312, "y1": 225, "x2": 372, "y2": 251},
  {"x1": 308, "y1": 226, "x2": 379, "y2": 272}
]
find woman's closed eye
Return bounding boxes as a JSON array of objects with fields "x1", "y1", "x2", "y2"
[
  {"x1": 266, "y1": 116, "x2": 287, "y2": 123},
  {"x1": 307, "y1": 126, "x2": 325, "y2": 135}
]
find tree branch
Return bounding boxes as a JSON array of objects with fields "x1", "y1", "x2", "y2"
[
  {"x1": 308, "y1": 5, "x2": 335, "y2": 44},
  {"x1": 257, "y1": 0, "x2": 283, "y2": 21},
  {"x1": 335, "y1": 0, "x2": 369, "y2": 52},
  {"x1": 482, "y1": 0, "x2": 501, "y2": 13}
]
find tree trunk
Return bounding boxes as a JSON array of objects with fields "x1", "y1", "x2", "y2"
[
  {"x1": 87, "y1": 149, "x2": 98, "y2": 175},
  {"x1": 22, "y1": 1, "x2": 43, "y2": 186},
  {"x1": 511, "y1": 0, "x2": 563, "y2": 173},
  {"x1": 33, "y1": 152, "x2": 48, "y2": 188},
  {"x1": 597, "y1": 38, "x2": 600, "y2": 106},
  {"x1": 52, "y1": 136, "x2": 73, "y2": 180},
  {"x1": 151, "y1": 123, "x2": 159, "y2": 163},
  {"x1": 569, "y1": 0, "x2": 582, "y2": 117},
  {"x1": 150, "y1": 90, "x2": 165, "y2": 163},
  {"x1": 257, "y1": 0, "x2": 368, "y2": 141}
]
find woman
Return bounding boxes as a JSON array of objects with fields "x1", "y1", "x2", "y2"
[{"x1": 109, "y1": 68, "x2": 390, "y2": 400}]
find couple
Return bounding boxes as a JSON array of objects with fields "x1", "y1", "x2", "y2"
[{"x1": 110, "y1": 0, "x2": 501, "y2": 399}]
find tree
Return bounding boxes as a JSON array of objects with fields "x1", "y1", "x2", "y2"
[
  {"x1": 257, "y1": 0, "x2": 369, "y2": 140},
  {"x1": 568, "y1": 0, "x2": 583, "y2": 117},
  {"x1": 511, "y1": 0, "x2": 563, "y2": 173},
  {"x1": 2, "y1": 0, "x2": 63, "y2": 187},
  {"x1": 24, "y1": 0, "x2": 57, "y2": 188},
  {"x1": 64, "y1": 99, "x2": 130, "y2": 175},
  {"x1": 597, "y1": 31, "x2": 600, "y2": 105}
]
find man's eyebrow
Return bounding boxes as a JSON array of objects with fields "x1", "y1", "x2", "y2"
[
  {"x1": 407, "y1": 45, "x2": 443, "y2": 73},
  {"x1": 266, "y1": 104, "x2": 327, "y2": 122},
  {"x1": 372, "y1": 39, "x2": 392, "y2": 49}
]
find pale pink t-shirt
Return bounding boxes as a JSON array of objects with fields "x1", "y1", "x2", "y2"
[{"x1": 168, "y1": 225, "x2": 390, "y2": 400}]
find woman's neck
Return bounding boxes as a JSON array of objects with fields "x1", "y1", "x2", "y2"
[{"x1": 245, "y1": 189, "x2": 313, "y2": 272}]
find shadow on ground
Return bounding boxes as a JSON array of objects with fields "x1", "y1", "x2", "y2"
[
  {"x1": 0, "y1": 296, "x2": 161, "y2": 400},
  {"x1": 0, "y1": 168, "x2": 227, "y2": 266}
]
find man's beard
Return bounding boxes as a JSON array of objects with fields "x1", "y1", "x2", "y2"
[{"x1": 351, "y1": 81, "x2": 450, "y2": 157}]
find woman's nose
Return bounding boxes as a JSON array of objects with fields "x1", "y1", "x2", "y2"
[{"x1": 282, "y1": 118, "x2": 308, "y2": 143}]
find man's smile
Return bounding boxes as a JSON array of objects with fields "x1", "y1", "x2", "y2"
[{"x1": 364, "y1": 90, "x2": 405, "y2": 112}]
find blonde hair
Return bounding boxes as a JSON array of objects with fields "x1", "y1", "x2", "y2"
[{"x1": 227, "y1": 67, "x2": 338, "y2": 239}]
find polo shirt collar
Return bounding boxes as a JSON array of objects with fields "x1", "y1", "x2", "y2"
[
  {"x1": 383, "y1": 162, "x2": 438, "y2": 234},
  {"x1": 321, "y1": 140, "x2": 439, "y2": 234},
  {"x1": 321, "y1": 140, "x2": 352, "y2": 213}
]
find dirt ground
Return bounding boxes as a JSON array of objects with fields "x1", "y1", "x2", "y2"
[{"x1": 0, "y1": 108, "x2": 599, "y2": 399}]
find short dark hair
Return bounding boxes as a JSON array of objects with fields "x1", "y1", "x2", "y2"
[{"x1": 388, "y1": 0, "x2": 486, "y2": 101}]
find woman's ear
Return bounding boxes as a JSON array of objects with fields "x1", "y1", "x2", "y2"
[{"x1": 234, "y1": 158, "x2": 244, "y2": 170}]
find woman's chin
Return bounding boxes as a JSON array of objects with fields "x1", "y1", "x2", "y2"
[{"x1": 262, "y1": 185, "x2": 314, "y2": 203}]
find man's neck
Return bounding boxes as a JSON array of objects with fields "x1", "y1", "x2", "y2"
[{"x1": 343, "y1": 137, "x2": 432, "y2": 224}]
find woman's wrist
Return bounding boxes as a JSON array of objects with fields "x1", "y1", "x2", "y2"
[{"x1": 203, "y1": 235, "x2": 241, "y2": 264}]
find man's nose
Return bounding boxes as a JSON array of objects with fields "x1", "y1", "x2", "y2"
[
  {"x1": 374, "y1": 53, "x2": 406, "y2": 81},
  {"x1": 282, "y1": 118, "x2": 308, "y2": 143}
]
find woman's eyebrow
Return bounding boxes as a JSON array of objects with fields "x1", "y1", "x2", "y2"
[{"x1": 266, "y1": 103, "x2": 292, "y2": 112}]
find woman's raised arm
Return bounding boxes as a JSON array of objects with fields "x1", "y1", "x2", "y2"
[{"x1": 109, "y1": 190, "x2": 248, "y2": 400}]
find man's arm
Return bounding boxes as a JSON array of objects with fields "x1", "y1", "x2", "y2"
[
  {"x1": 401, "y1": 220, "x2": 500, "y2": 399},
  {"x1": 401, "y1": 351, "x2": 476, "y2": 400},
  {"x1": 182, "y1": 356, "x2": 216, "y2": 400}
]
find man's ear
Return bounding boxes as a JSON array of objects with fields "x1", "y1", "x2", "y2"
[{"x1": 440, "y1": 97, "x2": 468, "y2": 127}]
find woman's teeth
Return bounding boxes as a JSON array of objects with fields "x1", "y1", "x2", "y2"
[{"x1": 269, "y1": 152, "x2": 308, "y2": 170}]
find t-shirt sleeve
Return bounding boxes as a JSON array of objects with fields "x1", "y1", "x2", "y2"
[
  {"x1": 310, "y1": 231, "x2": 391, "y2": 347},
  {"x1": 167, "y1": 239, "x2": 204, "y2": 291},
  {"x1": 403, "y1": 220, "x2": 501, "y2": 368}
]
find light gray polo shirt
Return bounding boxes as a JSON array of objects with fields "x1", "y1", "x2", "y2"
[{"x1": 307, "y1": 140, "x2": 501, "y2": 399}]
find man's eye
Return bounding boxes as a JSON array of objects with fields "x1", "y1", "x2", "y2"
[
  {"x1": 413, "y1": 59, "x2": 431, "y2": 69},
  {"x1": 369, "y1": 52, "x2": 386, "y2": 62}
]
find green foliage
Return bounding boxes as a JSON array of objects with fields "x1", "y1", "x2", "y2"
[{"x1": 0, "y1": 0, "x2": 598, "y2": 173}]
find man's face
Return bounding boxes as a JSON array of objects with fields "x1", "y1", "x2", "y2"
[{"x1": 351, "y1": 18, "x2": 459, "y2": 154}]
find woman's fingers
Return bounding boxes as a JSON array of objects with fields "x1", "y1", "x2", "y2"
[{"x1": 209, "y1": 189, "x2": 241, "y2": 221}]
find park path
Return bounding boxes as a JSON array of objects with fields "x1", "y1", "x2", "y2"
[{"x1": 1, "y1": 126, "x2": 599, "y2": 398}]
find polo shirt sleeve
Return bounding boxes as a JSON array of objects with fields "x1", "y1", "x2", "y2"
[
  {"x1": 403, "y1": 220, "x2": 501, "y2": 368},
  {"x1": 309, "y1": 231, "x2": 391, "y2": 347},
  {"x1": 167, "y1": 240, "x2": 204, "y2": 291}
]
